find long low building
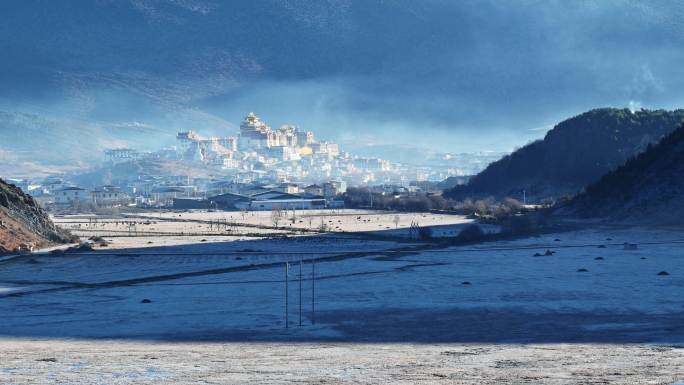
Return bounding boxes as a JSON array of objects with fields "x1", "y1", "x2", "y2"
[
  {"x1": 235, "y1": 197, "x2": 327, "y2": 211},
  {"x1": 171, "y1": 190, "x2": 335, "y2": 211},
  {"x1": 172, "y1": 197, "x2": 212, "y2": 210}
]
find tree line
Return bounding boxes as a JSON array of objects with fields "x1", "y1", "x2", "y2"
[{"x1": 342, "y1": 187, "x2": 530, "y2": 220}]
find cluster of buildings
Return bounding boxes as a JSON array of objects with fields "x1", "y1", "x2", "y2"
[
  {"x1": 106, "y1": 113, "x2": 454, "y2": 186},
  {"x1": 170, "y1": 112, "x2": 364, "y2": 184},
  {"x1": 6, "y1": 180, "x2": 131, "y2": 208},
  {"x1": 5, "y1": 112, "x2": 484, "y2": 212},
  {"x1": 6, "y1": 176, "x2": 347, "y2": 212},
  {"x1": 172, "y1": 181, "x2": 346, "y2": 211}
]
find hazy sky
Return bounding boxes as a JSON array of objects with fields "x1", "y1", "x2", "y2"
[{"x1": 2, "y1": 0, "x2": 684, "y2": 155}]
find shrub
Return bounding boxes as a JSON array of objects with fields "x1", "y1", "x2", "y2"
[
  {"x1": 418, "y1": 226, "x2": 433, "y2": 240},
  {"x1": 504, "y1": 214, "x2": 539, "y2": 235},
  {"x1": 455, "y1": 224, "x2": 486, "y2": 242}
]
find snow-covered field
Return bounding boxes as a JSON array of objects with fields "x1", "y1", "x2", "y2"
[{"x1": 2, "y1": 212, "x2": 684, "y2": 383}]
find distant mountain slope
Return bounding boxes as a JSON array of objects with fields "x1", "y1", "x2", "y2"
[
  {"x1": 444, "y1": 108, "x2": 684, "y2": 202},
  {"x1": 0, "y1": 179, "x2": 72, "y2": 253},
  {"x1": 559, "y1": 122, "x2": 684, "y2": 224},
  {"x1": 0, "y1": 110, "x2": 182, "y2": 176},
  {"x1": 69, "y1": 158, "x2": 215, "y2": 188}
]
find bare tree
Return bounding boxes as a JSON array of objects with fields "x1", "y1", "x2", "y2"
[
  {"x1": 318, "y1": 218, "x2": 328, "y2": 232},
  {"x1": 271, "y1": 207, "x2": 283, "y2": 227}
]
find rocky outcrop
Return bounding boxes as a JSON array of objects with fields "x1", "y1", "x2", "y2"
[{"x1": 0, "y1": 179, "x2": 73, "y2": 254}]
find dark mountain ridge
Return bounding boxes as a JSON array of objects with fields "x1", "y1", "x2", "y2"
[{"x1": 444, "y1": 108, "x2": 684, "y2": 202}]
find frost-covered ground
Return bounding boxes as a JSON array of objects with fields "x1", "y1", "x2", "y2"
[
  {"x1": 2, "y1": 340, "x2": 683, "y2": 385},
  {"x1": 1, "y1": 215, "x2": 684, "y2": 383},
  {"x1": 129, "y1": 209, "x2": 473, "y2": 233},
  {"x1": 53, "y1": 209, "x2": 477, "y2": 248}
]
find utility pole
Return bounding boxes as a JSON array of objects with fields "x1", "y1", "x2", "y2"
[
  {"x1": 523, "y1": 189, "x2": 527, "y2": 205},
  {"x1": 299, "y1": 256, "x2": 303, "y2": 327},
  {"x1": 285, "y1": 262, "x2": 289, "y2": 329},
  {"x1": 311, "y1": 258, "x2": 315, "y2": 325}
]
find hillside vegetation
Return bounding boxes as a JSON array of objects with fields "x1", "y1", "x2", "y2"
[
  {"x1": 0, "y1": 179, "x2": 72, "y2": 253},
  {"x1": 445, "y1": 108, "x2": 684, "y2": 202},
  {"x1": 559, "y1": 122, "x2": 684, "y2": 224}
]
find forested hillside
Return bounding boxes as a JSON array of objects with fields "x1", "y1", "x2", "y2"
[
  {"x1": 559, "y1": 122, "x2": 684, "y2": 223},
  {"x1": 445, "y1": 108, "x2": 684, "y2": 202}
]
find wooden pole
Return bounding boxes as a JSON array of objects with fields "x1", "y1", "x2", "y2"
[
  {"x1": 285, "y1": 262, "x2": 289, "y2": 328},
  {"x1": 311, "y1": 258, "x2": 315, "y2": 325},
  {"x1": 299, "y1": 256, "x2": 303, "y2": 327}
]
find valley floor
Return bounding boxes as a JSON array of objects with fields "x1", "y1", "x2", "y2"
[{"x1": 1, "y1": 210, "x2": 683, "y2": 383}]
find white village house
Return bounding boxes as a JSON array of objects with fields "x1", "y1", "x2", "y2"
[
  {"x1": 54, "y1": 187, "x2": 89, "y2": 205},
  {"x1": 91, "y1": 185, "x2": 130, "y2": 206}
]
